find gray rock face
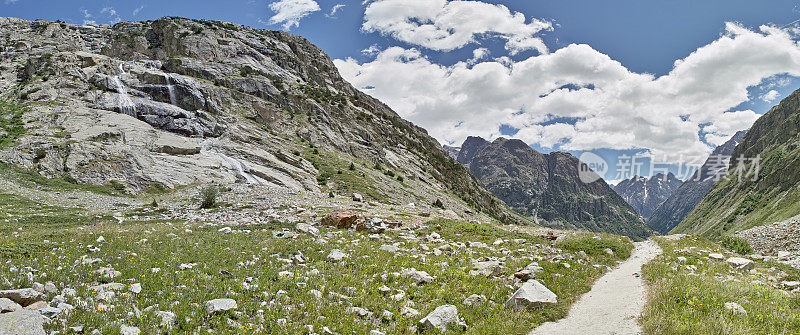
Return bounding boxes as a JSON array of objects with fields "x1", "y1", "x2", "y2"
[
  {"x1": 0, "y1": 310, "x2": 48, "y2": 335},
  {"x1": 458, "y1": 136, "x2": 650, "y2": 240},
  {"x1": 0, "y1": 288, "x2": 45, "y2": 307},
  {"x1": 647, "y1": 131, "x2": 746, "y2": 233},
  {"x1": 418, "y1": 305, "x2": 466, "y2": 332},
  {"x1": 204, "y1": 298, "x2": 237, "y2": 315},
  {"x1": 505, "y1": 280, "x2": 558, "y2": 311},
  {"x1": 0, "y1": 17, "x2": 522, "y2": 225}
]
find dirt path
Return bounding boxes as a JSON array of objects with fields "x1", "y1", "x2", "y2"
[{"x1": 531, "y1": 239, "x2": 662, "y2": 335}]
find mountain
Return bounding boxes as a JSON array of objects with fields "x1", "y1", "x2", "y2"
[
  {"x1": 457, "y1": 136, "x2": 651, "y2": 240},
  {"x1": 612, "y1": 173, "x2": 682, "y2": 220},
  {"x1": 0, "y1": 17, "x2": 529, "y2": 225},
  {"x1": 443, "y1": 145, "x2": 460, "y2": 159},
  {"x1": 675, "y1": 88, "x2": 800, "y2": 237},
  {"x1": 647, "y1": 131, "x2": 746, "y2": 234}
]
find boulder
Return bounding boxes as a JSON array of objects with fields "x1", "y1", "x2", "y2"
[
  {"x1": 724, "y1": 302, "x2": 747, "y2": 315},
  {"x1": 513, "y1": 262, "x2": 544, "y2": 281},
  {"x1": 0, "y1": 297, "x2": 23, "y2": 313},
  {"x1": 470, "y1": 260, "x2": 505, "y2": 277},
  {"x1": 320, "y1": 210, "x2": 359, "y2": 229},
  {"x1": 505, "y1": 280, "x2": 557, "y2": 311},
  {"x1": 708, "y1": 253, "x2": 725, "y2": 260},
  {"x1": 418, "y1": 305, "x2": 466, "y2": 332},
  {"x1": 204, "y1": 299, "x2": 237, "y2": 315},
  {"x1": 295, "y1": 223, "x2": 319, "y2": 236},
  {"x1": 326, "y1": 249, "x2": 348, "y2": 263},
  {"x1": 726, "y1": 257, "x2": 754, "y2": 271},
  {"x1": 0, "y1": 289, "x2": 45, "y2": 307},
  {"x1": 0, "y1": 310, "x2": 48, "y2": 335}
]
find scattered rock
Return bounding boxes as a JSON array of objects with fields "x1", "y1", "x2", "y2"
[
  {"x1": 0, "y1": 298, "x2": 23, "y2": 313},
  {"x1": 709, "y1": 253, "x2": 725, "y2": 261},
  {"x1": 204, "y1": 299, "x2": 237, "y2": 315},
  {"x1": 400, "y1": 268, "x2": 435, "y2": 283},
  {"x1": 505, "y1": 280, "x2": 557, "y2": 311},
  {"x1": 155, "y1": 311, "x2": 178, "y2": 328},
  {"x1": 726, "y1": 257, "x2": 755, "y2": 271},
  {"x1": 379, "y1": 244, "x2": 399, "y2": 253},
  {"x1": 295, "y1": 223, "x2": 319, "y2": 236},
  {"x1": 0, "y1": 288, "x2": 45, "y2": 307},
  {"x1": 326, "y1": 249, "x2": 349, "y2": 262},
  {"x1": 462, "y1": 294, "x2": 487, "y2": 306},
  {"x1": 418, "y1": 305, "x2": 466, "y2": 332},
  {"x1": 120, "y1": 325, "x2": 141, "y2": 335},
  {"x1": 513, "y1": 262, "x2": 543, "y2": 281},
  {"x1": 0, "y1": 310, "x2": 48, "y2": 335},
  {"x1": 218, "y1": 226, "x2": 232, "y2": 234},
  {"x1": 470, "y1": 260, "x2": 505, "y2": 277},
  {"x1": 130, "y1": 283, "x2": 142, "y2": 294},
  {"x1": 352, "y1": 193, "x2": 364, "y2": 202},
  {"x1": 320, "y1": 210, "x2": 358, "y2": 229},
  {"x1": 724, "y1": 302, "x2": 747, "y2": 315}
]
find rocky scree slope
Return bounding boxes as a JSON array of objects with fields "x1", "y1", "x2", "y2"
[
  {"x1": 647, "y1": 131, "x2": 746, "y2": 234},
  {"x1": 676, "y1": 88, "x2": 800, "y2": 237},
  {"x1": 457, "y1": 136, "x2": 651, "y2": 240},
  {"x1": 612, "y1": 173, "x2": 682, "y2": 220},
  {"x1": 0, "y1": 17, "x2": 526, "y2": 224}
]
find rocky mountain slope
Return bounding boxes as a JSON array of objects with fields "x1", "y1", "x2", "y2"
[
  {"x1": 457, "y1": 136, "x2": 651, "y2": 240},
  {"x1": 647, "y1": 131, "x2": 746, "y2": 234},
  {"x1": 612, "y1": 173, "x2": 682, "y2": 220},
  {"x1": 0, "y1": 17, "x2": 528, "y2": 224},
  {"x1": 675, "y1": 88, "x2": 800, "y2": 237}
]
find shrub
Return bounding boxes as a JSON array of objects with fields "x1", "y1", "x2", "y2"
[
  {"x1": 150, "y1": 199, "x2": 159, "y2": 208},
  {"x1": 348, "y1": 162, "x2": 355, "y2": 171},
  {"x1": 199, "y1": 184, "x2": 219, "y2": 209},
  {"x1": 432, "y1": 199, "x2": 444, "y2": 209},
  {"x1": 720, "y1": 236, "x2": 753, "y2": 255},
  {"x1": 396, "y1": 175, "x2": 404, "y2": 182}
]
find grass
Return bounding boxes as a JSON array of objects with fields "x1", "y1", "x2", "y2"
[
  {"x1": 0, "y1": 98, "x2": 27, "y2": 148},
  {"x1": 0, "y1": 163, "x2": 129, "y2": 197},
  {"x1": 302, "y1": 149, "x2": 391, "y2": 202},
  {"x1": 641, "y1": 235, "x2": 800, "y2": 334},
  {"x1": 0, "y1": 197, "x2": 635, "y2": 334}
]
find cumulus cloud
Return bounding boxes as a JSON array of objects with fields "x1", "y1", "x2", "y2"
[
  {"x1": 362, "y1": 0, "x2": 551, "y2": 54},
  {"x1": 761, "y1": 89, "x2": 780, "y2": 102},
  {"x1": 268, "y1": 0, "x2": 321, "y2": 30},
  {"x1": 335, "y1": 23, "x2": 800, "y2": 160}
]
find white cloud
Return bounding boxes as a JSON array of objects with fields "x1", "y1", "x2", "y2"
[
  {"x1": 467, "y1": 48, "x2": 490, "y2": 65},
  {"x1": 4, "y1": 0, "x2": 19, "y2": 5},
  {"x1": 327, "y1": 4, "x2": 345, "y2": 18},
  {"x1": 335, "y1": 23, "x2": 800, "y2": 161},
  {"x1": 362, "y1": 0, "x2": 551, "y2": 54},
  {"x1": 101, "y1": 6, "x2": 121, "y2": 24},
  {"x1": 361, "y1": 44, "x2": 381, "y2": 56},
  {"x1": 761, "y1": 89, "x2": 780, "y2": 102},
  {"x1": 133, "y1": 5, "x2": 144, "y2": 16},
  {"x1": 268, "y1": 0, "x2": 321, "y2": 30}
]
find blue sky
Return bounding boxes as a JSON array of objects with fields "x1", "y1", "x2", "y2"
[{"x1": 4, "y1": 0, "x2": 800, "y2": 181}]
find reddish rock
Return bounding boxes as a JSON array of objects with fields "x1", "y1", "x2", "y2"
[
  {"x1": 320, "y1": 210, "x2": 359, "y2": 229},
  {"x1": 23, "y1": 301, "x2": 48, "y2": 311}
]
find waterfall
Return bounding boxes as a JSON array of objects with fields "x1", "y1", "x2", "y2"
[
  {"x1": 166, "y1": 75, "x2": 178, "y2": 106},
  {"x1": 111, "y1": 76, "x2": 136, "y2": 116}
]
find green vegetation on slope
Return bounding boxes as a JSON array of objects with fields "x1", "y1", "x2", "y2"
[
  {"x1": 0, "y1": 98, "x2": 27, "y2": 148},
  {"x1": 641, "y1": 236, "x2": 800, "y2": 334}
]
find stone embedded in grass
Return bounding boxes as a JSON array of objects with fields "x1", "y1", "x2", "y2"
[
  {"x1": 93, "y1": 267, "x2": 121, "y2": 279},
  {"x1": 708, "y1": 253, "x2": 725, "y2": 260},
  {"x1": 295, "y1": 223, "x2": 319, "y2": 236},
  {"x1": 90, "y1": 283, "x2": 125, "y2": 292},
  {"x1": 505, "y1": 280, "x2": 557, "y2": 311},
  {"x1": 677, "y1": 256, "x2": 687, "y2": 262},
  {"x1": 120, "y1": 325, "x2": 141, "y2": 335},
  {"x1": 603, "y1": 248, "x2": 614, "y2": 256},
  {"x1": 155, "y1": 311, "x2": 178, "y2": 328},
  {"x1": 724, "y1": 302, "x2": 747, "y2": 315},
  {"x1": 470, "y1": 260, "x2": 505, "y2": 277},
  {"x1": 513, "y1": 262, "x2": 543, "y2": 281},
  {"x1": 782, "y1": 281, "x2": 799, "y2": 289},
  {"x1": 726, "y1": 257, "x2": 754, "y2": 271},
  {"x1": 96, "y1": 235, "x2": 106, "y2": 243},
  {"x1": 218, "y1": 227, "x2": 232, "y2": 234},
  {"x1": 0, "y1": 288, "x2": 46, "y2": 307},
  {"x1": 462, "y1": 294, "x2": 487, "y2": 306},
  {"x1": 130, "y1": 283, "x2": 142, "y2": 294},
  {"x1": 418, "y1": 305, "x2": 466, "y2": 332},
  {"x1": 204, "y1": 298, "x2": 237, "y2": 315},
  {"x1": 345, "y1": 306, "x2": 373, "y2": 318},
  {"x1": 400, "y1": 306, "x2": 419, "y2": 317},
  {"x1": 320, "y1": 210, "x2": 359, "y2": 229},
  {"x1": 326, "y1": 249, "x2": 348, "y2": 262},
  {"x1": 379, "y1": 244, "x2": 399, "y2": 253},
  {"x1": 400, "y1": 268, "x2": 434, "y2": 283},
  {"x1": 43, "y1": 282, "x2": 56, "y2": 295},
  {"x1": 0, "y1": 310, "x2": 48, "y2": 335}
]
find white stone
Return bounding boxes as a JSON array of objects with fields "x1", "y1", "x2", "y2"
[
  {"x1": 204, "y1": 299, "x2": 237, "y2": 315},
  {"x1": 505, "y1": 280, "x2": 558, "y2": 311}
]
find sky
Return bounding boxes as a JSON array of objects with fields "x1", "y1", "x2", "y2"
[{"x1": 4, "y1": 0, "x2": 800, "y2": 181}]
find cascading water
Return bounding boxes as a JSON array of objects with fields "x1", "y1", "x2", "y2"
[
  {"x1": 165, "y1": 75, "x2": 178, "y2": 106},
  {"x1": 111, "y1": 76, "x2": 136, "y2": 116}
]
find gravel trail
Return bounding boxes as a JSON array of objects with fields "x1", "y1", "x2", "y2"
[{"x1": 531, "y1": 239, "x2": 662, "y2": 335}]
